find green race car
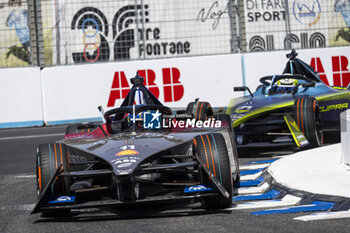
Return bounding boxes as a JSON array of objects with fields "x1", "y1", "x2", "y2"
[{"x1": 226, "y1": 50, "x2": 350, "y2": 149}]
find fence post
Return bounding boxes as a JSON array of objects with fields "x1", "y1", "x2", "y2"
[
  {"x1": 27, "y1": 0, "x2": 37, "y2": 66},
  {"x1": 238, "y1": 0, "x2": 247, "y2": 53},
  {"x1": 27, "y1": 0, "x2": 45, "y2": 67},
  {"x1": 284, "y1": 0, "x2": 292, "y2": 50},
  {"x1": 228, "y1": 0, "x2": 246, "y2": 53},
  {"x1": 228, "y1": 0, "x2": 238, "y2": 53},
  {"x1": 134, "y1": 0, "x2": 141, "y2": 59}
]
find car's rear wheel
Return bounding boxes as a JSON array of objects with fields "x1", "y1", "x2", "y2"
[
  {"x1": 293, "y1": 97, "x2": 323, "y2": 148},
  {"x1": 186, "y1": 101, "x2": 213, "y2": 121},
  {"x1": 36, "y1": 143, "x2": 71, "y2": 216},
  {"x1": 193, "y1": 133, "x2": 233, "y2": 209},
  {"x1": 65, "y1": 123, "x2": 97, "y2": 135}
]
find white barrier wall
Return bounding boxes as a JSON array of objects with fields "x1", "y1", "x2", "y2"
[
  {"x1": 1, "y1": 46, "x2": 350, "y2": 128},
  {"x1": 244, "y1": 46, "x2": 350, "y2": 91},
  {"x1": 341, "y1": 110, "x2": 350, "y2": 166},
  {"x1": 0, "y1": 67, "x2": 43, "y2": 128},
  {"x1": 41, "y1": 54, "x2": 243, "y2": 125}
]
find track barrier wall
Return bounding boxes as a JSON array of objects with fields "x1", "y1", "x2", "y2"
[
  {"x1": 1, "y1": 46, "x2": 350, "y2": 128},
  {"x1": 341, "y1": 110, "x2": 350, "y2": 166},
  {"x1": 0, "y1": 67, "x2": 43, "y2": 128},
  {"x1": 41, "y1": 54, "x2": 243, "y2": 125}
]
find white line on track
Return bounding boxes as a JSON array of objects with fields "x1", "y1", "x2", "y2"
[
  {"x1": 15, "y1": 175, "x2": 36, "y2": 178},
  {"x1": 0, "y1": 204, "x2": 35, "y2": 211},
  {"x1": 240, "y1": 171, "x2": 263, "y2": 181},
  {"x1": 240, "y1": 164, "x2": 269, "y2": 170},
  {"x1": 294, "y1": 210, "x2": 350, "y2": 221},
  {"x1": 0, "y1": 133, "x2": 64, "y2": 141},
  {"x1": 233, "y1": 182, "x2": 270, "y2": 195},
  {"x1": 230, "y1": 195, "x2": 301, "y2": 210}
]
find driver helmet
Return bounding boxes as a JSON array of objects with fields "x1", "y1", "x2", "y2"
[{"x1": 276, "y1": 78, "x2": 298, "y2": 93}]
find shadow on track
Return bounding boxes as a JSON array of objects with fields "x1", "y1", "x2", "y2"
[
  {"x1": 33, "y1": 203, "x2": 233, "y2": 223},
  {"x1": 237, "y1": 131, "x2": 340, "y2": 159}
]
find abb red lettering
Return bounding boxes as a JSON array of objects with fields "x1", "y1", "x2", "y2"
[
  {"x1": 162, "y1": 68, "x2": 184, "y2": 102},
  {"x1": 107, "y1": 72, "x2": 130, "y2": 107},
  {"x1": 332, "y1": 56, "x2": 350, "y2": 87},
  {"x1": 107, "y1": 68, "x2": 184, "y2": 106},
  {"x1": 310, "y1": 57, "x2": 330, "y2": 86},
  {"x1": 137, "y1": 69, "x2": 160, "y2": 98}
]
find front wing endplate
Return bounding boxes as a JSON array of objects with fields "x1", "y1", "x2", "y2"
[{"x1": 284, "y1": 113, "x2": 309, "y2": 147}]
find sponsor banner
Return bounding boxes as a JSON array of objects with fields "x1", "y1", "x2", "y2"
[
  {"x1": 0, "y1": 0, "x2": 31, "y2": 67},
  {"x1": 54, "y1": 0, "x2": 231, "y2": 64},
  {"x1": 0, "y1": 67, "x2": 43, "y2": 126},
  {"x1": 244, "y1": 0, "x2": 329, "y2": 51},
  {"x1": 41, "y1": 54, "x2": 243, "y2": 123},
  {"x1": 244, "y1": 46, "x2": 350, "y2": 90},
  {"x1": 330, "y1": 0, "x2": 350, "y2": 47}
]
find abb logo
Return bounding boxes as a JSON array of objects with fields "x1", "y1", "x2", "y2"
[
  {"x1": 310, "y1": 55, "x2": 350, "y2": 87},
  {"x1": 107, "y1": 67, "x2": 184, "y2": 107}
]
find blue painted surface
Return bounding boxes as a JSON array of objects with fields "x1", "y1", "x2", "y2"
[
  {"x1": 233, "y1": 189, "x2": 280, "y2": 202},
  {"x1": 234, "y1": 176, "x2": 264, "y2": 187},
  {"x1": 48, "y1": 196, "x2": 76, "y2": 204},
  {"x1": 250, "y1": 201, "x2": 335, "y2": 215},
  {"x1": 46, "y1": 117, "x2": 102, "y2": 126},
  {"x1": 0, "y1": 120, "x2": 43, "y2": 129},
  {"x1": 244, "y1": 159, "x2": 279, "y2": 164},
  {"x1": 240, "y1": 168, "x2": 265, "y2": 175},
  {"x1": 184, "y1": 185, "x2": 213, "y2": 193}
]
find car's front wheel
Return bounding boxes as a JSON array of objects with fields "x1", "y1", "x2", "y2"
[
  {"x1": 193, "y1": 133, "x2": 233, "y2": 209},
  {"x1": 293, "y1": 96, "x2": 323, "y2": 148},
  {"x1": 36, "y1": 143, "x2": 71, "y2": 216}
]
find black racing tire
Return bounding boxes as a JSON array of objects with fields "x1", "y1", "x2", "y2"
[
  {"x1": 65, "y1": 123, "x2": 97, "y2": 135},
  {"x1": 213, "y1": 113, "x2": 240, "y2": 183},
  {"x1": 36, "y1": 143, "x2": 71, "y2": 198},
  {"x1": 293, "y1": 96, "x2": 323, "y2": 148},
  {"x1": 193, "y1": 133, "x2": 233, "y2": 209},
  {"x1": 186, "y1": 101, "x2": 213, "y2": 121}
]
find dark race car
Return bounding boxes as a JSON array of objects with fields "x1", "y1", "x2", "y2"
[
  {"x1": 32, "y1": 74, "x2": 240, "y2": 216},
  {"x1": 227, "y1": 50, "x2": 350, "y2": 149}
]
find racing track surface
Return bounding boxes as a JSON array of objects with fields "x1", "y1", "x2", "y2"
[{"x1": 1, "y1": 126, "x2": 350, "y2": 233}]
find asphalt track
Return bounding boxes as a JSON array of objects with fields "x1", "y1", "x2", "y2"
[{"x1": 1, "y1": 126, "x2": 350, "y2": 233}]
